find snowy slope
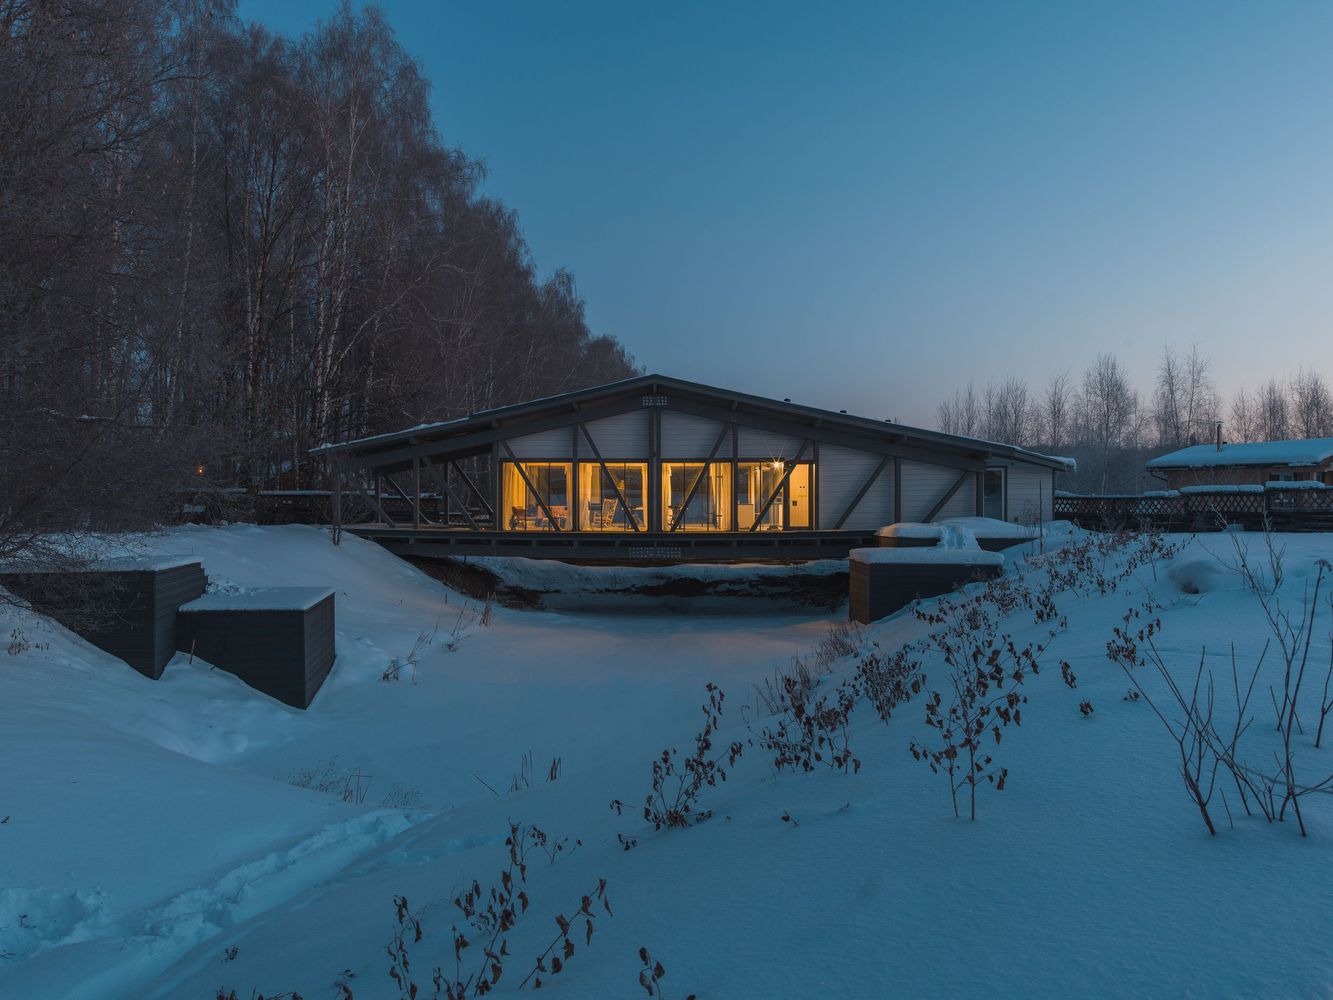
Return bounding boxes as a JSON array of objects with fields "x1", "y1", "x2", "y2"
[{"x1": 3, "y1": 524, "x2": 1333, "y2": 998}]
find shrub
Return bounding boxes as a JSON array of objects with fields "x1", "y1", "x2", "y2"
[
  {"x1": 385, "y1": 822, "x2": 610, "y2": 998},
  {"x1": 613, "y1": 684, "x2": 743, "y2": 838}
]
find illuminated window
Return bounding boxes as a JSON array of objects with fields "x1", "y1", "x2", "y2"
[
  {"x1": 662, "y1": 463, "x2": 732, "y2": 531},
  {"x1": 502, "y1": 462, "x2": 571, "y2": 530},
  {"x1": 736, "y1": 461, "x2": 813, "y2": 530},
  {"x1": 577, "y1": 462, "x2": 647, "y2": 531}
]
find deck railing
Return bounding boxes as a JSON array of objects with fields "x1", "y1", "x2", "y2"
[{"x1": 1054, "y1": 487, "x2": 1333, "y2": 531}]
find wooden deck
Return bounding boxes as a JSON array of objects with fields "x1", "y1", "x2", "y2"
[{"x1": 347, "y1": 524, "x2": 879, "y2": 561}]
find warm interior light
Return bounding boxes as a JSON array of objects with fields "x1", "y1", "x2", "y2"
[
  {"x1": 772, "y1": 459, "x2": 782, "y2": 470},
  {"x1": 195, "y1": 464, "x2": 205, "y2": 476}
]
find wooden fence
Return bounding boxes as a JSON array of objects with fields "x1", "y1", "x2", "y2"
[{"x1": 1054, "y1": 489, "x2": 1333, "y2": 532}]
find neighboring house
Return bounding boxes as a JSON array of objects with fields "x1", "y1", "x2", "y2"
[
  {"x1": 1146, "y1": 437, "x2": 1333, "y2": 489},
  {"x1": 313, "y1": 374, "x2": 1069, "y2": 560}
]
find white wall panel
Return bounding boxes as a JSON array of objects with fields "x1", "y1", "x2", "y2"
[
  {"x1": 504, "y1": 427, "x2": 574, "y2": 459},
  {"x1": 817, "y1": 445, "x2": 894, "y2": 529},
  {"x1": 582, "y1": 410, "x2": 648, "y2": 458},
  {"x1": 660, "y1": 411, "x2": 727, "y2": 458},
  {"x1": 1004, "y1": 463, "x2": 1054, "y2": 522},
  {"x1": 737, "y1": 427, "x2": 804, "y2": 459},
  {"x1": 900, "y1": 461, "x2": 976, "y2": 522}
]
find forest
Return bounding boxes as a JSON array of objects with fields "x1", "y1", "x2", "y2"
[
  {"x1": 0, "y1": 0, "x2": 638, "y2": 553},
  {"x1": 936, "y1": 346, "x2": 1333, "y2": 494}
]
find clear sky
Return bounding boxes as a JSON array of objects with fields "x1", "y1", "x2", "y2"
[{"x1": 238, "y1": 0, "x2": 1333, "y2": 425}]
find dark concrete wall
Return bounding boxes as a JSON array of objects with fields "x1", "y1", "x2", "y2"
[
  {"x1": 176, "y1": 595, "x2": 336, "y2": 709},
  {"x1": 849, "y1": 560, "x2": 1003, "y2": 624},
  {"x1": 0, "y1": 564, "x2": 205, "y2": 678}
]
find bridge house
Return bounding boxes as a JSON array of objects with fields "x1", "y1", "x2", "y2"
[{"x1": 313, "y1": 375, "x2": 1067, "y2": 560}]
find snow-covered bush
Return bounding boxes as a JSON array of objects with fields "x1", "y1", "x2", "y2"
[
  {"x1": 385, "y1": 823, "x2": 610, "y2": 998},
  {"x1": 909, "y1": 588, "x2": 1047, "y2": 820},
  {"x1": 856, "y1": 645, "x2": 926, "y2": 724},
  {"x1": 754, "y1": 675, "x2": 861, "y2": 775},
  {"x1": 612, "y1": 684, "x2": 744, "y2": 840}
]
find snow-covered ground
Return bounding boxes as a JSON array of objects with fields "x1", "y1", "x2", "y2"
[{"x1": 3, "y1": 523, "x2": 1333, "y2": 998}]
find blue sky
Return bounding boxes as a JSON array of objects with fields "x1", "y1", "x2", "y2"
[{"x1": 238, "y1": 0, "x2": 1333, "y2": 425}]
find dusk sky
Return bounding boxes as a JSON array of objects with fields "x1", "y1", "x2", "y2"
[{"x1": 239, "y1": 0, "x2": 1333, "y2": 425}]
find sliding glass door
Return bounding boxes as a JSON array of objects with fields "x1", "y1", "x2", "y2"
[
  {"x1": 577, "y1": 462, "x2": 647, "y2": 531},
  {"x1": 661, "y1": 462, "x2": 732, "y2": 530},
  {"x1": 736, "y1": 461, "x2": 814, "y2": 530},
  {"x1": 502, "y1": 462, "x2": 572, "y2": 530}
]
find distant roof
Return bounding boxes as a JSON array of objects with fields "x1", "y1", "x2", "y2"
[
  {"x1": 311, "y1": 373, "x2": 1070, "y2": 471},
  {"x1": 1147, "y1": 438, "x2": 1333, "y2": 470}
]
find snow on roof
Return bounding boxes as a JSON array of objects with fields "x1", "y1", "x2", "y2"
[
  {"x1": 180, "y1": 587, "x2": 333, "y2": 612},
  {"x1": 934, "y1": 516, "x2": 1042, "y2": 539},
  {"x1": 1147, "y1": 438, "x2": 1333, "y2": 470},
  {"x1": 0, "y1": 554, "x2": 202, "y2": 574},
  {"x1": 876, "y1": 518, "x2": 1039, "y2": 542},
  {"x1": 849, "y1": 547, "x2": 1005, "y2": 566},
  {"x1": 1265, "y1": 480, "x2": 1329, "y2": 490}
]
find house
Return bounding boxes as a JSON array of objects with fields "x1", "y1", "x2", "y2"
[
  {"x1": 312, "y1": 374, "x2": 1069, "y2": 561},
  {"x1": 1146, "y1": 438, "x2": 1333, "y2": 490}
]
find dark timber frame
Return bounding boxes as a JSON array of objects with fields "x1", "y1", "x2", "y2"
[
  {"x1": 314, "y1": 374, "x2": 1067, "y2": 561},
  {"x1": 581, "y1": 424, "x2": 642, "y2": 531}
]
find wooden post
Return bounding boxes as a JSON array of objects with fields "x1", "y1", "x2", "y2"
[
  {"x1": 893, "y1": 458, "x2": 902, "y2": 524},
  {"x1": 731, "y1": 422, "x2": 739, "y2": 532},
  {"x1": 330, "y1": 460, "x2": 343, "y2": 544},
  {"x1": 811, "y1": 440, "x2": 820, "y2": 529},
  {"x1": 412, "y1": 458, "x2": 421, "y2": 529},
  {"x1": 648, "y1": 405, "x2": 662, "y2": 532},
  {"x1": 572, "y1": 423, "x2": 581, "y2": 532}
]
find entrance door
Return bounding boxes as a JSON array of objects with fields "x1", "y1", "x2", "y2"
[
  {"x1": 982, "y1": 468, "x2": 1005, "y2": 520},
  {"x1": 787, "y1": 464, "x2": 811, "y2": 528}
]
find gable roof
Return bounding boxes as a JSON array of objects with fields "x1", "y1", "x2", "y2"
[
  {"x1": 1147, "y1": 438, "x2": 1333, "y2": 471},
  {"x1": 312, "y1": 373, "x2": 1071, "y2": 471}
]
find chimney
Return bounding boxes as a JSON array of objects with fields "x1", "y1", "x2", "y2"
[{"x1": 1215, "y1": 420, "x2": 1223, "y2": 451}]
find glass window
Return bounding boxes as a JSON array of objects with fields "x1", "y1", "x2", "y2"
[
  {"x1": 577, "y1": 462, "x2": 647, "y2": 531},
  {"x1": 503, "y1": 462, "x2": 571, "y2": 530},
  {"x1": 662, "y1": 462, "x2": 732, "y2": 531},
  {"x1": 737, "y1": 460, "x2": 799, "y2": 530}
]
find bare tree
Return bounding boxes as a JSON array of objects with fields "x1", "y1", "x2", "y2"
[
  {"x1": 1153, "y1": 343, "x2": 1216, "y2": 448},
  {"x1": 1289, "y1": 368, "x2": 1331, "y2": 439},
  {"x1": 1078, "y1": 353, "x2": 1141, "y2": 493},
  {"x1": 1257, "y1": 378, "x2": 1290, "y2": 441},
  {"x1": 984, "y1": 376, "x2": 1036, "y2": 447},
  {"x1": 1228, "y1": 386, "x2": 1257, "y2": 443},
  {"x1": 1039, "y1": 370, "x2": 1073, "y2": 453},
  {"x1": 0, "y1": 0, "x2": 639, "y2": 563},
  {"x1": 937, "y1": 382, "x2": 982, "y2": 437}
]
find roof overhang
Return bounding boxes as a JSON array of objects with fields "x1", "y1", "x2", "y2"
[{"x1": 312, "y1": 374, "x2": 1072, "y2": 474}]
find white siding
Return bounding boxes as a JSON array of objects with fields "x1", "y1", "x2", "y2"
[
  {"x1": 660, "y1": 411, "x2": 727, "y2": 458},
  {"x1": 1004, "y1": 462, "x2": 1054, "y2": 522},
  {"x1": 899, "y1": 461, "x2": 976, "y2": 522},
  {"x1": 817, "y1": 445, "x2": 894, "y2": 529},
  {"x1": 737, "y1": 427, "x2": 803, "y2": 458},
  {"x1": 505, "y1": 427, "x2": 574, "y2": 459},
  {"x1": 582, "y1": 410, "x2": 648, "y2": 459}
]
